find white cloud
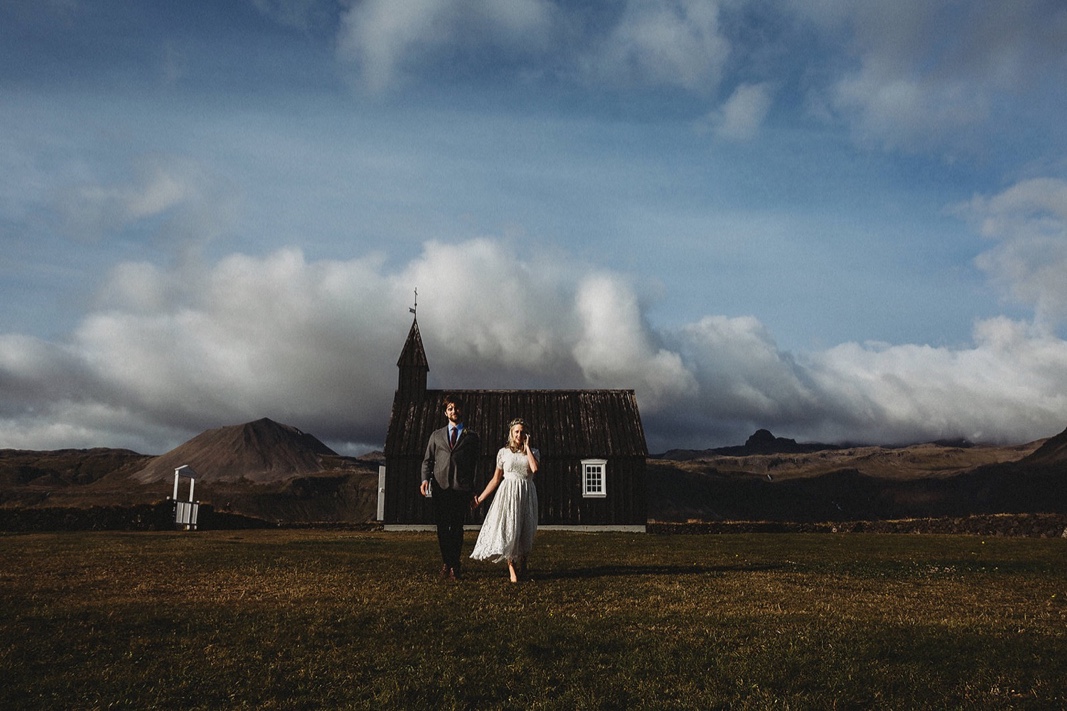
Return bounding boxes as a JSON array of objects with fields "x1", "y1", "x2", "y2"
[
  {"x1": 674, "y1": 315, "x2": 818, "y2": 421},
  {"x1": 583, "y1": 0, "x2": 729, "y2": 91},
  {"x1": 572, "y1": 273, "x2": 696, "y2": 408},
  {"x1": 400, "y1": 238, "x2": 577, "y2": 374},
  {"x1": 0, "y1": 334, "x2": 88, "y2": 407},
  {"x1": 955, "y1": 178, "x2": 1067, "y2": 326},
  {"x1": 711, "y1": 82, "x2": 774, "y2": 141},
  {"x1": 338, "y1": 0, "x2": 447, "y2": 90},
  {"x1": 331, "y1": 0, "x2": 1065, "y2": 147},
  {"x1": 336, "y1": 0, "x2": 732, "y2": 94},
  {"x1": 1, "y1": 237, "x2": 1066, "y2": 454},
  {"x1": 52, "y1": 157, "x2": 238, "y2": 250},
  {"x1": 77, "y1": 248, "x2": 404, "y2": 435},
  {"x1": 831, "y1": 73, "x2": 988, "y2": 151},
  {"x1": 795, "y1": 0, "x2": 1067, "y2": 151},
  {"x1": 806, "y1": 317, "x2": 1067, "y2": 445},
  {"x1": 56, "y1": 164, "x2": 191, "y2": 238},
  {"x1": 338, "y1": 0, "x2": 555, "y2": 90}
]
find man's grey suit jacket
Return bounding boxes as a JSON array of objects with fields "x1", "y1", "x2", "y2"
[{"x1": 421, "y1": 426, "x2": 481, "y2": 491}]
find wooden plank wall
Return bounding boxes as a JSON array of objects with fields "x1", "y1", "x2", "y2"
[
  {"x1": 385, "y1": 454, "x2": 647, "y2": 526},
  {"x1": 385, "y1": 388, "x2": 648, "y2": 526}
]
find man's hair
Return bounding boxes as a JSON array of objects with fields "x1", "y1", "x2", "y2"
[{"x1": 442, "y1": 394, "x2": 465, "y2": 410}]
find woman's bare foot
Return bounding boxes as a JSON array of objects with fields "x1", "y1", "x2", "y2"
[{"x1": 507, "y1": 560, "x2": 519, "y2": 583}]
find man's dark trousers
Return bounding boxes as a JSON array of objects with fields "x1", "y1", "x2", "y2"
[{"x1": 432, "y1": 482, "x2": 468, "y2": 574}]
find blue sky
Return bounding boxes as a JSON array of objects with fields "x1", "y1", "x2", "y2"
[{"x1": 2, "y1": 0, "x2": 1067, "y2": 455}]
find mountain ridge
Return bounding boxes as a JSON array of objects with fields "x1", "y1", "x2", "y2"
[
  {"x1": 130, "y1": 418, "x2": 338, "y2": 484},
  {"x1": 656, "y1": 428, "x2": 844, "y2": 460},
  {"x1": 3, "y1": 421, "x2": 1066, "y2": 529}
]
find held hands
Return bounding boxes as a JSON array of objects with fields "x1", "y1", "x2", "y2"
[{"x1": 470, "y1": 494, "x2": 481, "y2": 510}]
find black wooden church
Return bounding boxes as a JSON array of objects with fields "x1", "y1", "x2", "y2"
[{"x1": 379, "y1": 315, "x2": 649, "y2": 530}]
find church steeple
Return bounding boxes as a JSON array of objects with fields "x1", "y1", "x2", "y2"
[{"x1": 396, "y1": 292, "x2": 428, "y2": 399}]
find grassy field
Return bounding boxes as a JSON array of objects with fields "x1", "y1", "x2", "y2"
[{"x1": 1, "y1": 530, "x2": 1065, "y2": 710}]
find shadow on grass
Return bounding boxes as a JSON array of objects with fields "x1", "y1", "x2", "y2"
[{"x1": 526, "y1": 562, "x2": 784, "y2": 580}]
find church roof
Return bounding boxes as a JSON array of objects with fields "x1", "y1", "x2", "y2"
[
  {"x1": 385, "y1": 388, "x2": 647, "y2": 459},
  {"x1": 396, "y1": 318, "x2": 428, "y2": 369}
]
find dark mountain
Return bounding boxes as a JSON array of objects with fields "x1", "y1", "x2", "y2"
[
  {"x1": 655, "y1": 429, "x2": 842, "y2": 460},
  {"x1": 719, "y1": 429, "x2": 844, "y2": 456},
  {"x1": 1022, "y1": 425, "x2": 1067, "y2": 465},
  {"x1": 649, "y1": 426, "x2": 1067, "y2": 523},
  {"x1": 131, "y1": 418, "x2": 338, "y2": 484},
  {"x1": 4, "y1": 422, "x2": 1066, "y2": 531},
  {"x1": 0, "y1": 448, "x2": 149, "y2": 491},
  {"x1": 0, "y1": 420, "x2": 380, "y2": 528}
]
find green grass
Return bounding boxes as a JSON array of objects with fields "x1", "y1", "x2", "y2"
[{"x1": 1, "y1": 530, "x2": 1065, "y2": 710}]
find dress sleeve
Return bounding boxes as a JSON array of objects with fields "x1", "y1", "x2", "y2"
[{"x1": 496, "y1": 447, "x2": 506, "y2": 470}]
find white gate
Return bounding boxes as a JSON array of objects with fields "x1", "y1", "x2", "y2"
[{"x1": 171, "y1": 465, "x2": 200, "y2": 530}]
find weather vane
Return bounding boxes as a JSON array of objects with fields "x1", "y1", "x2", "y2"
[{"x1": 409, "y1": 288, "x2": 418, "y2": 317}]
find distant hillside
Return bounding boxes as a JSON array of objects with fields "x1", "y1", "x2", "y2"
[
  {"x1": 3, "y1": 421, "x2": 1066, "y2": 531},
  {"x1": 1023, "y1": 426, "x2": 1067, "y2": 465},
  {"x1": 0, "y1": 419, "x2": 380, "y2": 527},
  {"x1": 649, "y1": 426, "x2": 1067, "y2": 523},
  {"x1": 657, "y1": 429, "x2": 842, "y2": 460},
  {"x1": 131, "y1": 418, "x2": 338, "y2": 484},
  {"x1": 0, "y1": 448, "x2": 149, "y2": 498}
]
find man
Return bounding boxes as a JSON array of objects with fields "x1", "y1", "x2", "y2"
[{"x1": 421, "y1": 394, "x2": 480, "y2": 580}]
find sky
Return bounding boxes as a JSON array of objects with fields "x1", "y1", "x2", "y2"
[{"x1": 2, "y1": 0, "x2": 1067, "y2": 456}]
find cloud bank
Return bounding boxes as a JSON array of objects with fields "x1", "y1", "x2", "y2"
[{"x1": 3, "y1": 177, "x2": 1066, "y2": 455}]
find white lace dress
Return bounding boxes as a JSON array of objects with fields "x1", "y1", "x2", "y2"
[{"x1": 470, "y1": 447, "x2": 539, "y2": 563}]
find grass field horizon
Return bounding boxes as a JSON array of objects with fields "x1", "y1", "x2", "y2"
[{"x1": 2, "y1": 530, "x2": 1065, "y2": 709}]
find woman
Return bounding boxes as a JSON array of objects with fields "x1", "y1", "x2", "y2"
[{"x1": 470, "y1": 418, "x2": 539, "y2": 582}]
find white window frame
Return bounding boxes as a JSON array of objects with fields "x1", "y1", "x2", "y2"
[{"x1": 581, "y1": 459, "x2": 607, "y2": 498}]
